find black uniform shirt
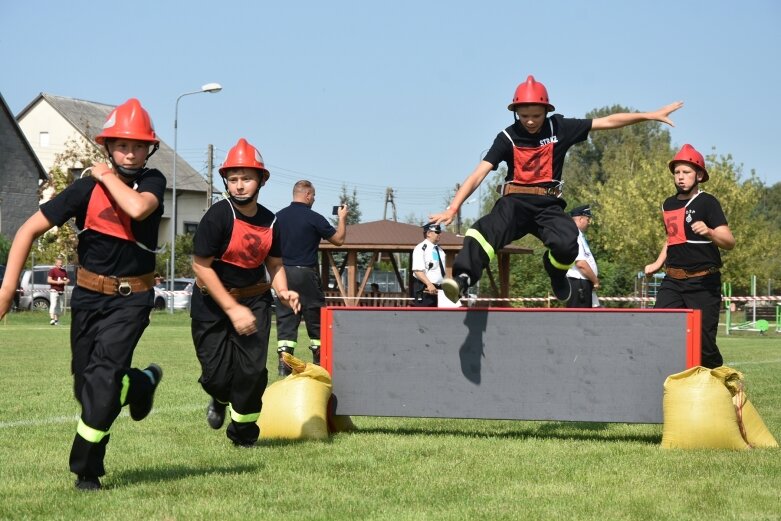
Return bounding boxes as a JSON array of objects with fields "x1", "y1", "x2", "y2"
[
  {"x1": 40, "y1": 170, "x2": 166, "y2": 309},
  {"x1": 483, "y1": 114, "x2": 592, "y2": 186},
  {"x1": 663, "y1": 192, "x2": 728, "y2": 271},
  {"x1": 191, "y1": 199, "x2": 280, "y2": 321},
  {"x1": 274, "y1": 202, "x2": 335, "y2": 267}
]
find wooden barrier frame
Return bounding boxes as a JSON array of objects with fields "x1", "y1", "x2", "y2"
[{"x1": 322, "y1": 307, "x2": 701, "y2": 424}]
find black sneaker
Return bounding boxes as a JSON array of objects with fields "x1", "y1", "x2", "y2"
[
  {"x1": 75, "y1": 475, "x2": 101, "y2": 491},
  {"x1": 206, "y1": 399, "x2": 227, "y2": 430},
  {"x1": 129, "y1": 364, "x2": 163, "y2": 421},
  {"x1": 441, "y1": 274, "x2": 469, "y2": 303},
  {"x1": 310, "y1": 346, "x2": 321, "y2": 366},
  {"x1": 277, "y1": 348, "x2": 293, "y2": 377},
  {"x1": 542, "y1": 252, "x2": 571, "y2": 302}
]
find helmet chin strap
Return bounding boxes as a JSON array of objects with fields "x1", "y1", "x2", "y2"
[
  {"x1": 230, "y1": 195, "x2": 256, "y2": 206},
  {"x1": 676, "y1": 182, "x2": 699, "y2": 196},
  {"x1": 222, "y1": 179, "x2": 259, "y2": 206}
]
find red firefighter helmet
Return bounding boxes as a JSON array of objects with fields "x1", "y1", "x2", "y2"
[
  {"x1": 668, "y1": 144, "x2": 709, "y2": 182},
  {"x1": 508, "y1": 75, "x2": 555, "y2": 112},
  {"x1": 219, "y1": 138, "x2": 270, "y2": 183},
  {"x1": 95, "y1": 98, "x2": 159, "y2": 145}
]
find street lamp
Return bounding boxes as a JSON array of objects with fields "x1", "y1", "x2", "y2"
[{"x1": 169, "y1": 82, "x2": 222, "y2": 312}]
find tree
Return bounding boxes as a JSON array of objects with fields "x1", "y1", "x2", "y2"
[
  {"x1": 156, "y1": 233, "x2": 195, "y2": 279},
  {"x1": 0, "y1": 234, "x2": 11, "y2": 265},
  {"x1": 700, "y1": 154, "x2": 781, "y2": 294},
  {"x1": 333, "y1": 184, "x2": 362, "y2": 225},
  {"x1": 755, "y1": 181, "x2": 781, "y2": 230},
  {"x1": 330, "y1": 184, "x2": 372, "y2": 275},
  {"x1": 564, "y1": 104, "x2": 675, "y2": 206}
]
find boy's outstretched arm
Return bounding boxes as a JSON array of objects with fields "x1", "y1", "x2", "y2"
[
  {"x1": 591, "y1": 101, "x2": 683, "y2": 131},
  {"x1": 429, "y1": 160, "x2": 493, "y2": 226}
]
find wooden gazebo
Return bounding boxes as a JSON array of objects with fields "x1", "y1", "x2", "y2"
[{"x1": 318, "y1": 220, "x2": 531, "y2": 306}]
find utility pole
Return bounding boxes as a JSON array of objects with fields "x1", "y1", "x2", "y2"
[
  {"x1": 206, "y1": 144, "x2": 214, "y2": 208},
  {"x1": 383, "y1": 187, "x2": 397, "y2": 221}
]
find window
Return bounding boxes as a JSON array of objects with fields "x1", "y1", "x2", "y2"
[
  {"x1": 39, "y1": 132, "x2": 50, "y2": 147},
  {"x1": 183, "y1": 222, "x2": 198, "y2": 235},
  {"x1": 69, "y1": 168, "x2": 84, "y2": 181}
]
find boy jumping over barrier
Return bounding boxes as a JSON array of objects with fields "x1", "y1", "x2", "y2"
[{"x1": 431, "y1": 75, "x2": 682, "y2": 303}]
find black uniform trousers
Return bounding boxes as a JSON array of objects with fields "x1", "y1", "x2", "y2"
[
  {"x1": 276, "y1": 266, "x2": 324, "y2": 345},
  {"x1": 453, "y1": 195, "x2": 579, "y2": 282},
  {"x1": 191, "y1": 296, "x2": 271, "y2": 445},
  {"x1": 411, "y1": 279, "x2": 439, "y2": 307},
  {"x1": 566, "y1": 278, "x2": 593, "y2": 308},
  {"x1": 69, "y1": 305, "x2": 153, "y2": 478},
  {"x1": 654, "y1": 272, "x2": 724, "y2": 369}
]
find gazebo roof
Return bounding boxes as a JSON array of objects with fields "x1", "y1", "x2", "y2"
[{"x1": 319, "y1": 219, "x2": 531, "y2": 254}]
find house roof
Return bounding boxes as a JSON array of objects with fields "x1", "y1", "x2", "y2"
[
  {"x1": 17, "y1": 93, "x2": 208, "y2": 193},
  {"x1": 319, "y1": 219, "x2": 532, "y2": 254}
]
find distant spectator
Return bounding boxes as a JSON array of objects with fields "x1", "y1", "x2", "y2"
[{"x1": 47, "y1": 256, "x2": 69, "y2": 325}]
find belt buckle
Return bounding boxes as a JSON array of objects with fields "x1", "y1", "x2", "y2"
[
  {"x1": 117, "y1": 281, "x2": 132, "y2": 296},
  {"x1": 545, "y1": 186, "x2": 560, "y2": 197}
]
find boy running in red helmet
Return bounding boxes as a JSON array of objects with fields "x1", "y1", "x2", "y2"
[
  {"x1": 190, "y1": 138, "x2": 300, "y2": 447},
  {"x1": 645, "y1": 144, "x2": 735, "y2": 368},
  {"x1": 0, "y1": 98, "x2": 166, "y2": 490},
  {"x1": 432, "y1": 75, "x2": 682, "y2": 303}
]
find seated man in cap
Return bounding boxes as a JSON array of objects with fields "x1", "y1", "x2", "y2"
[
  {"x1": 411, "y1": 223, "x2": 447, "y2": 307},
  {"x1": 565, "y1": 205, "x2": 600, "y2": 308}
]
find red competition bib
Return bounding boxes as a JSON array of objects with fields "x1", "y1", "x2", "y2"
[
  {"x1": 663, "y1": 207, "x2": 687, "y2": 246},
  {"x1": 220, "y1": 217, "x2": 273, "y2": 269},
  {"x1": 511, "y1": 142, "x2": 554, "y2": 184},
  {"x1": 84, "y1": 183, "x2": 135, "y2": 241}
]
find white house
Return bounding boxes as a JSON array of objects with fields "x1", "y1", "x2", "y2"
[{"x1": 16, "y1": 93, "x2": 212, "y2": 244}]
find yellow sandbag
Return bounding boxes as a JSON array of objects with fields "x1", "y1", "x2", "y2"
[
  {"x1": 733, "y1": 391, "x2": 779, "y2": 448},
  {"x1": 258, "y1": 354, "x2": 331, "y2": 440},
  {"x1": 327, "y1": 395, "x2": 358, "y2": 434},
  {"x1": 661, "y1": 366, "x2": 749, "y2": 449}
]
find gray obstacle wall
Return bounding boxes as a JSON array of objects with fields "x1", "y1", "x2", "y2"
[{"x1": 324, "y1": 308, "x2": 699, "y2": 423}]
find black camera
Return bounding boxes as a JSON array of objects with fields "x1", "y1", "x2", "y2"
[{"x1": 332, "y1": 205, "x2": 343, "y2": 215}]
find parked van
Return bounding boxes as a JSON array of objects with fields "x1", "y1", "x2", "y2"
[{"x1": 17, "y1": 265, "x2": 78, "y2": 311}]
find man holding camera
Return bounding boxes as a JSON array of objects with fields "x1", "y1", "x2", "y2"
[{"x1": 273, "y1": 180, "x2": 347, "y2": 376}]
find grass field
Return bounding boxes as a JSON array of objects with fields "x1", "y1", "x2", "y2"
[{"x1": 1, "y1": 311, "x2": 779, "y2": 521}]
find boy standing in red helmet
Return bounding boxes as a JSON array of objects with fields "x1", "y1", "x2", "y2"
[
  {"x1": 432, "y1": 75, "x2": 683, "y2": 303},
  {"x1": 0, "y1": 98, "x2": 166, "y2": 490},
  {"x1": 190, "y1": 138, "x2": 300, "y2": 447},
  {"x1": 645, "y1": 144, "x2": 735, "y2": 368}
]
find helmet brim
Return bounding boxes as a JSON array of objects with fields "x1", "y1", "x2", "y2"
[{"x1": 508, "y1": 102, "x2": 555, "y2": 112}]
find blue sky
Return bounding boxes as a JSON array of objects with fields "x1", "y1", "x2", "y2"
[{"x1": 1, "y1": 0, "x2": 779, "y2": 224}]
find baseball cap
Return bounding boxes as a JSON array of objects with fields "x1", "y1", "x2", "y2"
[{"x1": 569, "y1": 205, "x2": 593, "y2": 218}]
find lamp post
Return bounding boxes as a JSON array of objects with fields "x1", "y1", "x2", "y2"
[{"x1": 169, "y1": 82, "x2": 222, "y2": 312}]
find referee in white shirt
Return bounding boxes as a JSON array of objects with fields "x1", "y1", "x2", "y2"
[
  {"x1": 565, "y1": 205, "x2": 600, "y2": 308},
  {"x1": 411, "y1": 223, "x2": 446, "y2": 307}
]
